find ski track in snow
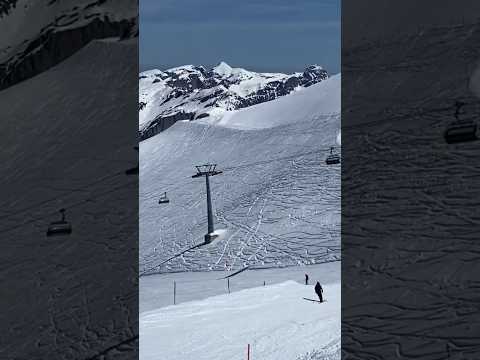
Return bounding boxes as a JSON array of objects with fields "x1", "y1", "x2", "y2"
[
  {"x1": 140, "y1": 77, "x2": 341, "y2": 274},
  {"x1": 140, "y1": 261, "x2": 340, "y2": 312},
  {"x1": 0, "y1": 39, "x2": 138, "y2": 359},
  {"x1": 342, "y1": 22, "x2": 480, "y2": 359}
]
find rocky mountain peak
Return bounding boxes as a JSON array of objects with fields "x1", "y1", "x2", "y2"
[{"x1": 212, "y1": 61, "x2": 233, "y2": 77}]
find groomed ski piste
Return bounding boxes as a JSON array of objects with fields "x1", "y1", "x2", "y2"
[
  {"x1": 140, "y1": 265, "x2": 340, "y2": 360},
  {"x1": 140, "y1": 73, "x2": 341, "y2": 359}
]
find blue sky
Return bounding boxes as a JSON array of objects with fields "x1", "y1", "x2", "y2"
[{"x1": 140, "y1": 0, "x2": 340, "y2": 74}]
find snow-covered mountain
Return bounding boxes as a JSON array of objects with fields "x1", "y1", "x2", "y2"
[
  {"x1": 140, "y1": 73, "x2": 341, "y2": 274},
  {"x1": 139, "y1": 62, "x2": 328, "y2": 139},
  {"x1": 0, "y1": 0, "x2": 136, "y2": 90}
]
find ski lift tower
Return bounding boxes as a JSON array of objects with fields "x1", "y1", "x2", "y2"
[{"x1": 192, "y1": 164, "x2": 223, "y2": 244}]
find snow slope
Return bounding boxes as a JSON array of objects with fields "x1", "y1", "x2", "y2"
[
  {"x1": 140, "y1": 280, "x2": 340, "y2": 360},
  {"x1": 0, "y1": 39, "x2": 138, "y2": 359},
  {"x1": 342, "y1": 21, "x2": 480, "y2": 358},
  {"x1": 140, "y1": 261, "x2": 340, "y2": 313},
  {"x1": 140, "y1": 75, "x2": 341, "y2": 274}
]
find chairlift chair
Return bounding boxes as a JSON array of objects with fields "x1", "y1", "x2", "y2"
[
  {"x1": 444, "y1": 120, "x2": 477, "y2": 143},
  {"x1": 325, "y1": 147, "x2": 340, "y2": 165},
  {"x1": 444, "y1": 101, "x2": 478, "y2": 144},
  {"x1": 125, "y1": 166, "x2": 139, "y2": 175},
  {"x1": 158, "y1": 192, "x2": 170, "y2": 204},
  {"x1": 125, "y1": 146, "x2": 139, "y2": 175},
  {"x1": 46, "y1": 209, "x2": 72, "y2": 236}
]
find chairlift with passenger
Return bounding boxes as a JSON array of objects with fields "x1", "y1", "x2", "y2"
[
  {"x1": 125, "y1": 146, "x2": 139, "y2": 175},
  {"x1": 125, "y1": 166, "x2": 139, "y2": 175},
  {"x1": 444, "y1": 101, "x2": 478, "y2": 144},
  {"x1": 158, "y1": 192, "x2": 170, "y2": 204},
  {"x1": 46, "y1": 208, "x2": 72, "y2": 236},
  {"x1": 325, "y1": 147, "x2": 340, "y2": 165}
]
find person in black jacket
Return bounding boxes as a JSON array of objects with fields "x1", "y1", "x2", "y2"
[
  {"x1": 305, "y1": 273, "x2": 309, "y2": 285},
  {"x1": 314, "y1": 281, "x2": 323, "y2": 303}
]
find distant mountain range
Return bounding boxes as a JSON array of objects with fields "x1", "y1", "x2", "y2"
[{"x1": 139, "y1": 62, "x2": 329, "y2": 140}]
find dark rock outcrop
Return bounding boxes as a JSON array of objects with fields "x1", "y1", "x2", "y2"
[
  {"x1": 0, "y1": 0, "x2": 137, "y2": 91},
  {"x1": 140, "y1": 111, "x2": 195, "y2": 140},
  {"x1": 0, "y1": 0, "x2": 18, "y2": 18}
]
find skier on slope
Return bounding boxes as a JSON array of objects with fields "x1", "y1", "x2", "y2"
[
  {"x1": 305, "y1": 273, "x2": 309, "y2": 285},
  {"x1": 314, "y1": 281, "x2": 323, "y2": 303}
]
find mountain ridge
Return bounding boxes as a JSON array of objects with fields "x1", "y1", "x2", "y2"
[{"x1": 139, "y1": 61, "x2": 329, "y2": 140}]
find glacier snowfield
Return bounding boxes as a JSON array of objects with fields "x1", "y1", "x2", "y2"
[{"x1": 140, "y1": 75, "x2": 341, "y2": 274}]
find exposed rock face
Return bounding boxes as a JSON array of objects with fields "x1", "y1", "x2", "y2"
[
  {"x1": 139, "y1": 62, "x2": 329, "y2": 140},
  {"x1": 0, "y1": 0, "x2": 18, "y2": 18},
  {"x1": 0, "y1": 0, "x2": 137, "y2": 91}
]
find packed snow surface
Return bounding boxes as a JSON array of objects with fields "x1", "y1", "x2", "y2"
[
  {"x1": 140, "y1": 261, "x2": 340, "y2": 312},
  {"x1": 342, "y1": 21, "x2": 480, "y2": 359},
  {"x1": 0, "y1": 39, "x2": 137, "y2": 358},
  {"x1": 140, "y1": 280, "x2": 340, "y2": 360},
  {"x1": 140, "y1": 75, "x2": 341, "y2": 274}
]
